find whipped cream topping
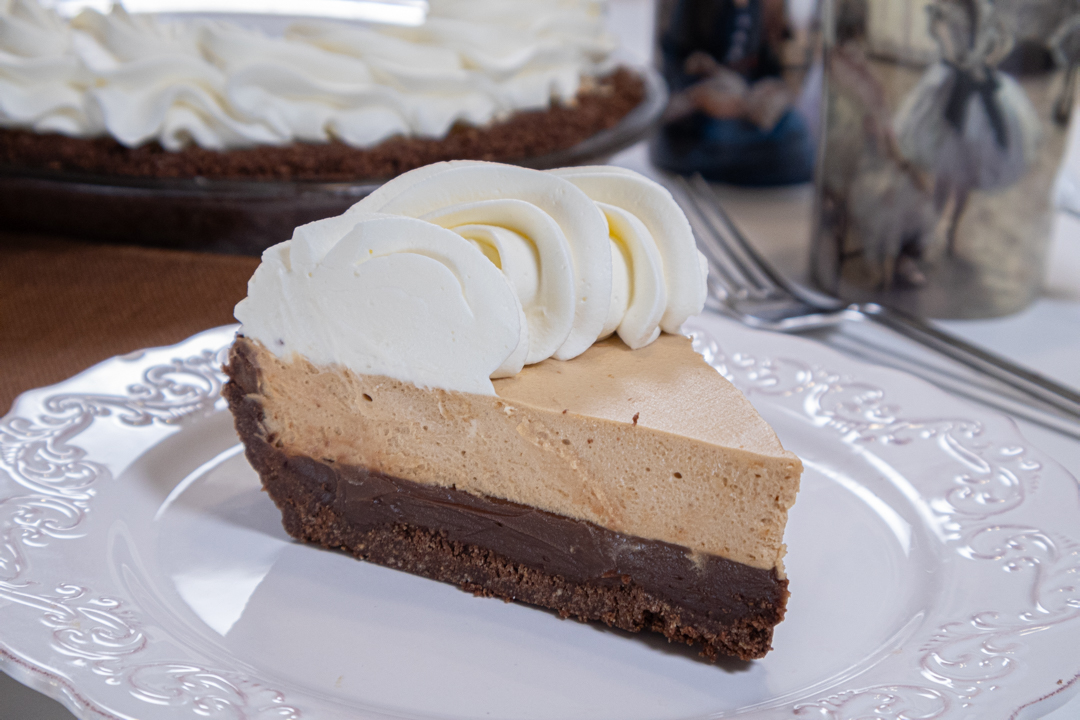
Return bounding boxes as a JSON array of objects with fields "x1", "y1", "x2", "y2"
[
  {"x1": 0, "y1": 0, "x2": 614, "y2": 150},
  {"x1": 236, "y1": 161, "x2": 708, "y2": 395}
]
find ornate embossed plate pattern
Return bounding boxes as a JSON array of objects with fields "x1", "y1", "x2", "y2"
[{"x1": 1, "y1": 315, "x2": 1078, "y2": 720}]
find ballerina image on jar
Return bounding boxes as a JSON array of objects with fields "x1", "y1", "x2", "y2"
[
  {"x1": 893, "y1": 0, "x2": 1042, "y2": 255},
  {"x1": 815, "y1": 0, "x2": 939, "y2": 290}
]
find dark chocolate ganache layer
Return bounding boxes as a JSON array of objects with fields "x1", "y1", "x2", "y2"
[{"x1": 284, "y1": 452, "x2": 786, "y2": 624}]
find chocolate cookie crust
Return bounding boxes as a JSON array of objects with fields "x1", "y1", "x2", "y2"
[
  {"x1": 0, "y1": 69, "x2": 644, "y2": 182},
  {"x1": 224, "y1": 341, "x2": 788, "y2": 662}
]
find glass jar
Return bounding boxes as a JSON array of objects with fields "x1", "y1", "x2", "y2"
[{"x1": 810, "y1": 0, "x2": 1074, "y2": 318}]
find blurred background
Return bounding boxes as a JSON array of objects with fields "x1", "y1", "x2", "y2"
[{"x1": 2, "y1": 1, "x2": 1079, "y2": 717}]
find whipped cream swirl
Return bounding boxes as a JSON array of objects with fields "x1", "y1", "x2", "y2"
[
  {"x1": 0, "y1": 0, "x2": 614, "y2": 150},
  {"x1": 237, "y1": 161, "x2": 708, "y2": 395}
]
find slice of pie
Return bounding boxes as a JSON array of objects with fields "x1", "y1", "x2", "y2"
[{"x1": 224, "y1": 161, "x2": 801, "y2": 661}]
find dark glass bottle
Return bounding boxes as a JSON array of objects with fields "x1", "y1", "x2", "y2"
[{"x1": 651, "y1": 0, "x2": 815, "y2": 185}]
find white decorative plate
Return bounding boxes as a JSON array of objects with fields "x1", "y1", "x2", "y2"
[{"x1": 2, "y1": 314, "x2": 1078, "y2": 720}]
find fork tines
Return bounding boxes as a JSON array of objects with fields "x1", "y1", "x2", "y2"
[{"x1": 670, "y1": 174, "x2": 783, "y2": 305}]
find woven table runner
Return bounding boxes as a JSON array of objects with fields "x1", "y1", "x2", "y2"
[{"x1": 1, "y1": 233, "x2": 259, "y2": 414}]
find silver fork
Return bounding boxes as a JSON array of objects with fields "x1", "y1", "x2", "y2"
[{"x1": 671, "y1": 173, "x2": 1080, "y2": 426}]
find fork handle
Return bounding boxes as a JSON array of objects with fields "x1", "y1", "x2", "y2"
[{"x1": 856, "y1": 303, "x2": 1080, "y2": 420}]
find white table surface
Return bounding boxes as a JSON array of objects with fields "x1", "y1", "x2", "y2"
[{"x1": 4, "y1": 1, "x2": 1078, "y2": 717}]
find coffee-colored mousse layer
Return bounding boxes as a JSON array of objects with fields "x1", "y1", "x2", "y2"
[
  {"x1": 230, "y1": 333, "x2": 801, "y2": 573},
  {"x1": 223, "y1": 348, "x2": 789, "y2": 660}
]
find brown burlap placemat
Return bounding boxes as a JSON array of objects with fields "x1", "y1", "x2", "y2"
[{"x1": 0, "y1": 233, "x2": 259, "y2": 414}]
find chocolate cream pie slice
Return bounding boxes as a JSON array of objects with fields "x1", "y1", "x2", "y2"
[{"x1": 224, "y1": 161, "x2": 802, "y2": 661}]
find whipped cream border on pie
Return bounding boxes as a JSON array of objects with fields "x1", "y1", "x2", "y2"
[{"x1": 0, "y1": 0, "x2": 615, "y2": 151}]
